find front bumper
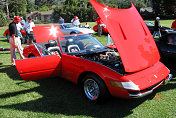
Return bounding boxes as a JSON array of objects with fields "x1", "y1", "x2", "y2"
[{"x1": 129, "y1": 74, "x2": 173, "y2": 98}]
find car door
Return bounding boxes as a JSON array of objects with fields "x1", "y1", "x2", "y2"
[{"x1": 15, "y1": 55, "x2": 61, "y2": 81}]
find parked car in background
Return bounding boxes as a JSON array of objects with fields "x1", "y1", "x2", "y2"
[
  {"x1": 3, "y1": 29, "x2": 26, "y2": 40},
  {"x1": 93, "y1": 21, "x2": 174, "y2": 36},
  {"x1": 58, "y1": 23, "x2": 95, "y2": 35},
  {"x1": 145, "y1": 22, "x2": 173, "y2": 35},
  {"x1": 155, "y1": 32, "x2": 176, "y2": 59}
]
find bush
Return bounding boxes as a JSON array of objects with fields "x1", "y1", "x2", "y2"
[
  {"x1": 0, "y1": 11, "x2": 9, "y2": 27},
  {"x1": 34, "y1": 19, "x2": 43, "y2": 24}
]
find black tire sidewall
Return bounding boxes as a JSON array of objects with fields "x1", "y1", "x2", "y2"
[{"x1": 81, "y1": 73, "x2": 109, "y2": 103}]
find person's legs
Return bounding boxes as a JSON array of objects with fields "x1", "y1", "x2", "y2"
[
  {"x1": 16, "y1": 37, "x2": 24, "y2": 59},
  {"x1": 153, "y1": 31, "x2": 157, "y2": 38},
  {"x1": 98, "y1": 24, "x2": 102, "y2": 37},
  {"x1": 158, "y1": 31, "x2": 161, "y2": 38},
  {"x1": 9, "y1": 37, "x2": 16, "y2": 65},
  {"x1": 26, "y1": 33, "x2": 30, "y2": 45}
]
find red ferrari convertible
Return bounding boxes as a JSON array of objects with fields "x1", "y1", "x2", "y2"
[{"x1": 14, "y1": 0, "x2": 172, "y2": 102}]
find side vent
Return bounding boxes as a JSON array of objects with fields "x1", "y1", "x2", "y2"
[
  {"x1": 119, "y1": 24, "x2": 127, "y2": 40},
  {"x1": 140, "y1": 22, "x2": 147, "y2": 36}
]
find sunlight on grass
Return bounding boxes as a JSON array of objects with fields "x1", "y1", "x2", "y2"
[{"x1": 0, "y1": 92, "x2": 43, "y2": 106}]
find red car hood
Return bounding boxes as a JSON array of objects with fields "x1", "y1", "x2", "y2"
[
  {"x1": 33, "y1": 25, "x2": 64, "y2": 43},
  {"x1": 90, "y1": 0, "x2": 160, "y2": 72}
]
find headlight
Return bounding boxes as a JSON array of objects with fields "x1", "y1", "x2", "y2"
[{"x1": 109, "y1": 81, "x2": 140, "y2": 90}]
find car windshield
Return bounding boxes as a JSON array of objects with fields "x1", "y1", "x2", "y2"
[
  {"x1": 58, "y1": 34, "x2": 105, "y2": 54},
  {"x1": 63, "y1": 24, "x2": 75, "y2": 28},
  {"x1": 145, "y1": 22, "x2": 154, "y2": 27}
]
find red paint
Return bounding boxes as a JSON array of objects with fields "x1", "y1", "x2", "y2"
[
  {"x1": 4, "y1": 29, "x2": 26, "y2": 37},
  {"x1": 33, "y1": 25, "x2": 64, "y2": 43},
  {"x1": 90, "y1": 0, "x2": 160, "y2": 72},
  {"x1": 93, "y1": 25, "x2": 109, "y2": 34}
]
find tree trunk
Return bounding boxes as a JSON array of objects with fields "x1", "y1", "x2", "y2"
[{"x1": 5, "y1": 0, "x2": 9, "y2": 19}]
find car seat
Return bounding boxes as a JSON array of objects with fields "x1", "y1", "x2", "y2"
[
  {"x1": 66, "y1": 38, "x2": 80, "y2": 53},
  {"x1": 47, "y1": 40, "x2": 61, "y2": 55}
]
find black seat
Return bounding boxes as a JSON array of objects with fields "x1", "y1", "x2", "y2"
[{"x1": 48, "y1": 40, "x2": 61, "y2": 55}]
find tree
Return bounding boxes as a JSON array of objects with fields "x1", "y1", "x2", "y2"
[
  {"x1": 8, "y1": 0, "x2": 27, "y2": 17},
  {"x1": 64, "y1": 0, "x2": 79, "y2": 6},
  {"x1": 35, "y1": 0, "x2": 56, "y2": 7},
  {"x1": 27, "y1": 0, "x2": 37, "y2": 13},
  {"x1": 152, "y1": 0, "x2": 176, "y2": 18}
]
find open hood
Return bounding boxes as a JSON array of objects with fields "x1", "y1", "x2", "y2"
[
  {"x1": 33, "y1": 25, "x2": 64, "y2": 43},
  {"x1": 89, "y1": 0, "x2": 160, "y2": 72}
]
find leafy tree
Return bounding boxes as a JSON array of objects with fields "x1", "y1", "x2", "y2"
[
  {"x1": 35, "y1": 0, "x2": 56, "y2": 7},
  {"x1": 27, "y1": 0, "x2": 37, "y2": 13},
  {"x1": 39, "y1": 5, "x2": 50, "y2": 11},
  {"x1": 64, "y1": 0, "x2": 79, "y2": 6},
  {"x1": 0, "y1": 10, "x2": 9, "y2": 26},
  {"x1": 8, "y1": 0, "x2": 27, "y2": 17},
  {"x1": 152, "y1": 0, "x2": 176, "y2": 18}
]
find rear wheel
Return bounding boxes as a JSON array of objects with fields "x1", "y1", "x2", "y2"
[{"x1": 81, "y1": 73, "x2": 109, "y2": 103}]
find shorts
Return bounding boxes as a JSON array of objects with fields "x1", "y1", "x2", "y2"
[{"x1": 26, "y1": 31, "x2": 36, "y2": 42}]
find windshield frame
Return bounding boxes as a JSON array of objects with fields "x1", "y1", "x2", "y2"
[
  {"x1": 62, "y1": 24, "x2": 75, "y2": 28},
  {"x1": 57, "y1": 34, "x2": 106, "y2": 55}
]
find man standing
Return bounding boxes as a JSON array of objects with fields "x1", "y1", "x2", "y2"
[
  {"x1": 171, "y1": 19, "x2": 176, "y2": 31},
  {"x1": 96, "y1": 17, "x2": 103, "y2": 37},
  {"x1": 153, "y1": 17, "x2": 161, "y2": 38},
  {"x1": 9, "y1": 16, "x2": 24, "y2": 65},
  {"x1": 71, "y1": 16, "x2": 80, "y2": 27},
  {"x1": 24, "y1": 16, "x2": 35, "y2": 45},
  {"x1": 58, "y1": 16, "x2": 64, "y2": 24}
]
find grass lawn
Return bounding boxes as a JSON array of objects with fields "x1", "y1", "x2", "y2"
[{"x1": 0, "y1": 20, "x2": 176, "y2": 118}]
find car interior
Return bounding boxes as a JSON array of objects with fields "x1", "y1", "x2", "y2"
[{"x1": 35, "y1": 40, "x2": 61, "y2": 56}]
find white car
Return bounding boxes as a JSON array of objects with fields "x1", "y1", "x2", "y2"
[{"x1": 58, "y1": 23, "x2": 95, "y2": 35}]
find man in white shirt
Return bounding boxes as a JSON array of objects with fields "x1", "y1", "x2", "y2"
[
  {"x1": 24, "y1": 16, "x2": 35, "y2": 45},
  {"x1": 71, "y1": 16, "x2": 80, "y2": 27}
]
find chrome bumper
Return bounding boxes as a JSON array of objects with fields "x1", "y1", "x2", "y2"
[
  {"x1": 129, "y1": 74, "x2": 173, "y2": 98},
  {"x1": 164, "y1": 74, "x2": 173, "y2": 84}
]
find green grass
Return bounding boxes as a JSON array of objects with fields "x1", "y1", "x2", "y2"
[{"x1": 0, "y1": 20, "x2": 176, "y2": 118}]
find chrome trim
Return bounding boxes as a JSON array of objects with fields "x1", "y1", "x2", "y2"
[
  {"x1": 129, "y1": 74, "x2": 173, "y2": 98},
  {"x1": 164, "y1": 74, "x2": 173, "y2": 84},
  {"x1": 129, "y1": 90, "x2": 153, "y2": 98},
  {"x1": 129, "y1": 80, "x2": 164, "y2": 98}
]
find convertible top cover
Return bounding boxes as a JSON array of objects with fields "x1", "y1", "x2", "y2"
[{"x1": 90, "y1": 0, "x2": 160, "y2": 72}]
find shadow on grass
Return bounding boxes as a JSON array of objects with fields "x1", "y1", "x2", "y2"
[
  {"x1": 0, "y1": 39, "x2": 8, "y2": 43},
  {"x1": 0, "y1": 61, "x2": 175, "y2": 118}
]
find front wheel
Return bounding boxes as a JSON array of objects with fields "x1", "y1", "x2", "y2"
[{"x1": 82, "y1": 73, "x2": 109, "y2": 103}]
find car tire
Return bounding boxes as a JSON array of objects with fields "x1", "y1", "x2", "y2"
[{"x1": 81, "y1": 73, "x2": 109, "y2": 103}]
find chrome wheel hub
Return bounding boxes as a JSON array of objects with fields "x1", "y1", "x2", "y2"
[{"x1": 84, "y1": 79, "x2": 100, "y2": 100}]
